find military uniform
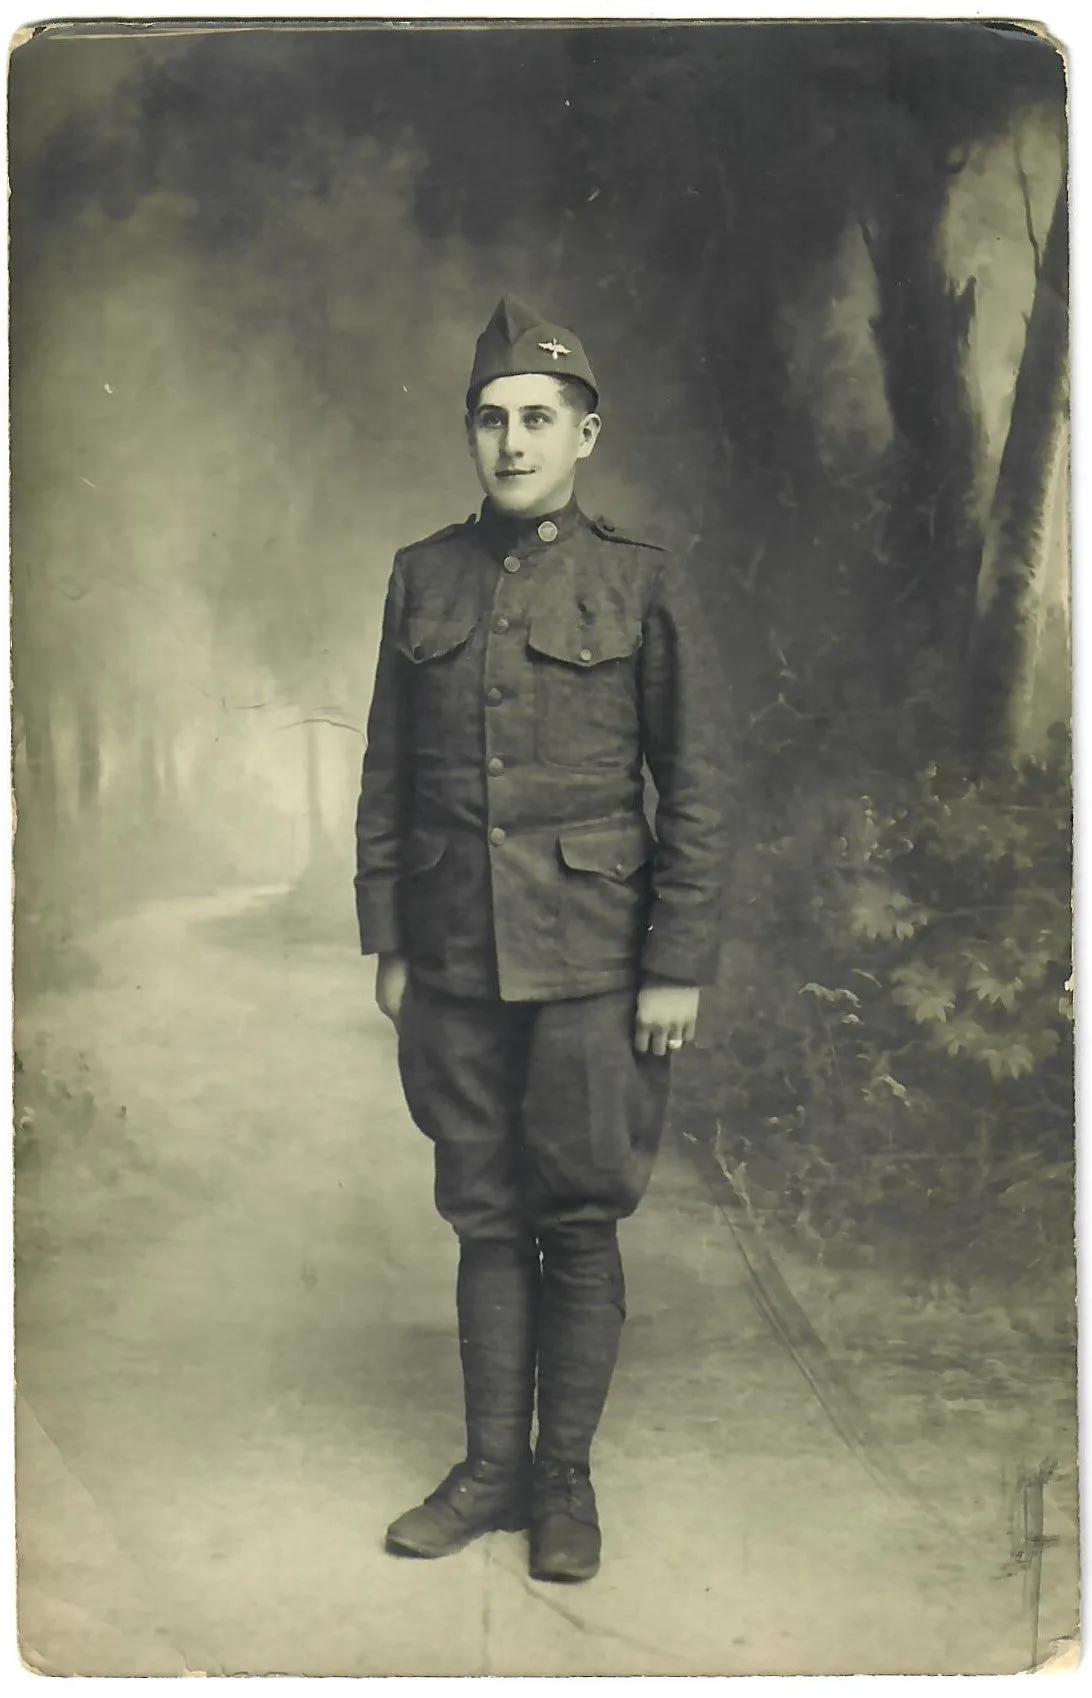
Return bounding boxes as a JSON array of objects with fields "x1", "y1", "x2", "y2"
[{"x1": 354, "y1": 296, "x2": 727, "y2": 1579}]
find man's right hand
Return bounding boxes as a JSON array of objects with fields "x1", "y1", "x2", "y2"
[{"x1": 376, "y1": 952, "x2": 409, "y2": 1031}]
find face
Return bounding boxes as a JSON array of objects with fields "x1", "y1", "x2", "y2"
[{"x1": 467, "y1": 374, "x2": 601, "y2": 517}]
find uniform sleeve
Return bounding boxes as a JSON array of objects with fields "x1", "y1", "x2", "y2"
[
  {"x1": 354, "y1": 558, "x2": 410, "y2": 955},
  {"x1": 637, "y1": 553, "x2": 730, "y2": 987}
]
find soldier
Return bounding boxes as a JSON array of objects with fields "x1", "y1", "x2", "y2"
[{"x1": 355, "y1": 295, "x2": 725, "y2": 1583}]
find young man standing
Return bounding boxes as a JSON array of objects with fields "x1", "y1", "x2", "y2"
[{"x1": 355, "y1": 295, "x2": 725, "y2": 1583}]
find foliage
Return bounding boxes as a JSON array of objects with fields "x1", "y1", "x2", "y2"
[
  {"x1": 10, "y1": 26, "x2": 1072, "y2": 1328},
  {"x1": 684, "y1": 727, "x2": 1072, "y2": 1304}
]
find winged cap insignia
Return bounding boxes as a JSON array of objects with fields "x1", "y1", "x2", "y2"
[{"x1": 468, "y1": 296, "x2": 598, "y2": 405}]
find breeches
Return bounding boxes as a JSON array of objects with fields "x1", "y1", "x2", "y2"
[{"x1": 396, "y1": 979, "x2": 672, "y2": 1240}]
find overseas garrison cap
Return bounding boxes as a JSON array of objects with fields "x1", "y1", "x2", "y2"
[{"x1": 467, "y1": 294, "x2": 599, "y2": 411}]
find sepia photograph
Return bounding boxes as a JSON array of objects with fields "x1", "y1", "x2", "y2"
[{"x1": 8, "y1": 15, "x2": 1075, "y2": 1676}]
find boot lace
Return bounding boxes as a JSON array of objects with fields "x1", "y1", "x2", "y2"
[{"x1": 535, "y1": 1460, "x2": 593, "y2": 1516}]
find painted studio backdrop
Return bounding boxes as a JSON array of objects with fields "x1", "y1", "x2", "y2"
[{"x1": 10, "y1": 21, "x2": 1073, "y2": 1677}]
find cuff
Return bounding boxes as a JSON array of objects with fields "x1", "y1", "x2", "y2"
[
  {"x1": 355, "y1": 879, "x2": 403, "y2": 956},
  {"x1": 641, "y1": 929, "x2": 720, "y2": 988}
]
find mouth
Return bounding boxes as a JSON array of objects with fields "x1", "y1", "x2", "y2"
[{"x1": 496, "y1": 468, "x2": 537, "y2": 479}]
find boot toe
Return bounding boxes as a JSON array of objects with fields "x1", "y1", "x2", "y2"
[
  {"x1": 385, "y1": 1461, "x2": 531, "y2": 1558},
  {"x1": 529, "y1": 1513, "x2": 601, "y2": 1583},
  {"x1": 385, "y1": 1501, "x2": 462, "y2": 1558}
]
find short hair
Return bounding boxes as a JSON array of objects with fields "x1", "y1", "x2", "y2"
[
  {"x1": 466, "y1": 374, "x2": 598, "y2": 420},
  {"x1": 555, "y1": 376, "x2": 598, "y2": 417}
]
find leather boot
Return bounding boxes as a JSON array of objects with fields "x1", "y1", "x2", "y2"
[
  {"x1": 386, "y1": 1236, "x2": 539, "y2": 1559},
  {"x1": 535, "y1": 1220, "x2": 625, "y2": 1468},
  {"x1": 529, "y1": 1223, "x2": 625, "y2": 1583},
  {"x1": 457, "y1": 1234, "x2": 540, "y2": 1464},
  {"x1": 529, "y1": 1459, "x2": 601, "y2": 1582},
  {"x1": 385, "y1": 1454, "x2": 532, "y2": 1558}
]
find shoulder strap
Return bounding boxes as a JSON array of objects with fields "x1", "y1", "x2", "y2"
[
  {"x1": 588, "y1": 513, "x2": 666, "y2": 551},
  {"x1": 399, "y1": 514, "x2": 477, "y2": 555}
]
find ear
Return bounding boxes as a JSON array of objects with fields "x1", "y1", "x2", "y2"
[{"x1": 575, "y1": 412, "x2": 602, "y2": 461}]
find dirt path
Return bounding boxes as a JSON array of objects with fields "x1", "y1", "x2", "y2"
[{"x1": 13, "y1": 890, "x2": 1076, "y2": 1674}]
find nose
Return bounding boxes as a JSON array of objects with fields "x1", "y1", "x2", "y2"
[{"x1": 499, "y1": 418, "x2": 528, "y2": 461}]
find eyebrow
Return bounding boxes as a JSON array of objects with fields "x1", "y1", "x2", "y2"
[{"x1": 474, "y1": 401, "x2": 558, "y2": 419}]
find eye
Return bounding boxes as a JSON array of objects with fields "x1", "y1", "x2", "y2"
[{"x1": 524, "y1": 411, "x2": 552, "y2": 429}]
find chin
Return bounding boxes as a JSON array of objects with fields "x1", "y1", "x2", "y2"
[{"x1": 489, "y1": 483, "x2": 541, "y2": 514}]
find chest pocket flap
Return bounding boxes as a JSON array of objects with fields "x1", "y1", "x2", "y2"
[
  {"x1": 528, "y1": 607, "x2": 642, "y2": 668},
  {"x1": 396, "y1": 610, "x2": 477, "y2": 663}
]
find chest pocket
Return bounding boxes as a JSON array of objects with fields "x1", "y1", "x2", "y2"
[
  {"x1": 527, "y1": 607, "x2": 642, "y2": 769},
  {"x1": 396, "y1": 611, "x2": 477, "y2": 665},
  {"x1": 395, "y1": 609, "x2": 480, "y2": 744}
]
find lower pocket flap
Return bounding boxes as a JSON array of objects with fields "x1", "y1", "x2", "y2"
[
  {"x1": 403, "y1": 830, "x2": 449, "y2": 874},
  {"x1": 558, "y1": 820, "x2": 655, "y2": 880}
]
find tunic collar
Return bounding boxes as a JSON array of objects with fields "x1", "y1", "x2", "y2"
[{"x1": 476, "y1": 494, "x2": 583, "y2": 561}]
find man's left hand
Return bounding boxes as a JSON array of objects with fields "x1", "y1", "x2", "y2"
[{"x1": 634, "y1": 983, "x2": 701, "y2": 1056}]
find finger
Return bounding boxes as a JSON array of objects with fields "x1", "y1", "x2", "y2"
[
  {"x1": 682, "y1": 1018, "x2": 697, "y2": 1044},
  {"x1": 633, "y1": 1022, "x2": 650, "y2": 1055},
  {"x1": 651, "y1": 1027, "x2": 668, "y2": 1058}
]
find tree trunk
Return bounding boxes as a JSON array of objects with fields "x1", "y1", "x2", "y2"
[
  {"x1": 76, "y1": 690, "x2": 102, "y2": 815},
  {"x1": 139, "y1": 726, "x2": 161, "y2": 820},
  {"x1": 305, "y1": 718, "x2": 325, "y2": 868},
  {"x1": 21, "y1": 693, "x2": 58, "y2": 827},
  {"x1": 866, "y1": 159, "x2": 983, "y2": 673},
  {"x1": 966, "y1": 178, "x2": 1069, "y2": 770},
  {"x1": 1016, "y1": 413, "x2": 1070, "y2": 756},
  {"x1": 160, "y1": 734, "x2": 180, "y2": 813}
]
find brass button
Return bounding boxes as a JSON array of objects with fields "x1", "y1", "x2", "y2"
[
  {"x1": 578, "y1": 646, "x2": 593, "y2": 663},
  {"x1": 614, "y1": 862, "x2": 627, "y2": 877},
  {"x1": 486, "y1": 686, "x2": 503, "y2": 705},
  {"x1": 537, "y1": 520, "x2": 558, "y2": 543},
  {"x1": 503, "y1": 554, "x2": 521, "y2": 573},
  {"x1": 489, "y1": 826, "x2": 507, "y2": 847},
  {"x1": 493, "y1": 615, "x2": 510, "y2": 634},
  {"x1": 488, "y1": 756, "x2": 504, "y2": 776}
]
